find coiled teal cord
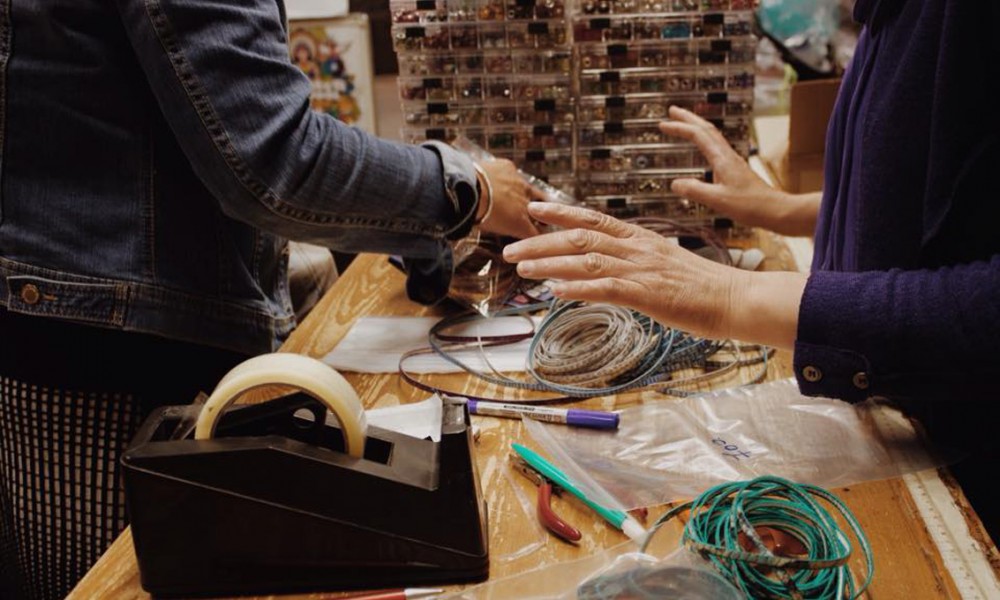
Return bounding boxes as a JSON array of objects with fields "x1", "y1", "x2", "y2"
[{"x1": 641, "y1": 476, "x2": 874, "y2": 600}]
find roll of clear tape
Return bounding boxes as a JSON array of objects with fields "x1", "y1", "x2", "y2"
[{"x1": 194, "y1": 353, "x2": 368, "y2": 457}]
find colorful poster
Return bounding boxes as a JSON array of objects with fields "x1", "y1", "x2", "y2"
[{"x1": 289, "y1": 14, "x2": 376, "y2": 132}]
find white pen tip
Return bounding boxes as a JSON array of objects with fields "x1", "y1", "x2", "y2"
[
  {"x1": 622, "y1": 517, "x2": 648, "y2": 543},
  {"x1": 405, "y1": 588, "x2": 445, "y2": 599}
]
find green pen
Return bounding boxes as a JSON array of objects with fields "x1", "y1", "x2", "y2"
[{"x1": 512, "y1": 443, "x2": 647, "y2": 542}]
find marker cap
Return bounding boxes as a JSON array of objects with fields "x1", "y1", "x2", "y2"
[{"x1": 566, "y1": 409, "x2": 620, "y2": 430}]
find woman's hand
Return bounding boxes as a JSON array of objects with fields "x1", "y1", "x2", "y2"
[
  {"x1": 502, "y1": 203, "x2": 806, "y2": 349},
  {"x1": 504, "y1": 202, "x2": 742, "y2": 339},
  {"x1": 660, "y1": 106, "x2": 820, "y2": 237},
  {"x1": 474, "y1": 159, "x2": 542, "y2": 240}
]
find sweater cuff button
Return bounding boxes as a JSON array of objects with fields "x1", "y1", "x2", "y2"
[
  {"x1": 852, "y1": 372, "x2": 870, "y2": 390},
  {"x1": 802, "y1": 365, "x2": 823, "y2": 383}
]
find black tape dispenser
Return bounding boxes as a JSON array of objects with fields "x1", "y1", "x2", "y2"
[{"x1": 122, "y1": 354, "x2": 489, "y2": 598}]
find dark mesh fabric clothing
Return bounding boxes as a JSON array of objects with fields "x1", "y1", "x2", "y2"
[{"x1": 0, "y1": 309, "x2": 246, "y2": 600}]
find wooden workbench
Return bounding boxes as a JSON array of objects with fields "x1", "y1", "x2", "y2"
[{"x1": 68, "y1": 233, "x2": 1000, "y2": 599}]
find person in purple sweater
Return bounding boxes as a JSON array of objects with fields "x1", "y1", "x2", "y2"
[{"x1": 503, "y1": 0, "x2": 1000, "y2": 540}]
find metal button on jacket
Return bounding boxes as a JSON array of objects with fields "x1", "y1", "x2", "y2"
[
  {"x1": 20, "y1": 284, "x2": 41, "y2": 305},
  {"x1": 802, "y1": 365, "x2": 823, "y2": 383},
  {"x1": 853, "y1": 372, "x2": 870, "y2": 390}
]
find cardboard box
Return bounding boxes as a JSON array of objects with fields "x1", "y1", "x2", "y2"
[{"x1": 756, "y1": 78, "x2": 841, "y2": 194}]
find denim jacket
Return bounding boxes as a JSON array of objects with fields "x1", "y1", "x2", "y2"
[{"x1": 0, "y1": 0, "x2": 478, "y2": 355}]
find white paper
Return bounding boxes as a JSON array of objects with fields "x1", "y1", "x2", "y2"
[
  {"x1": 322, "y1": 316, "x2": 538, "y2": 374},
  {"x1": 365, "y1": 395, "x2": 443, "y2": 442}
]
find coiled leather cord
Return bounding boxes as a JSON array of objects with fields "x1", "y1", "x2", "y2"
[{"x1": 400, "y1": 218, "x2": 770, "y2": 401}]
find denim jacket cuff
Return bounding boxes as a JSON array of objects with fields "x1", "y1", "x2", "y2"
[
  {"x1": 402, "y1": 242, "x2": 454, "y2": 306},
  {"x1": 421, "y1": 141, "x2": 480, "y2": 241}
]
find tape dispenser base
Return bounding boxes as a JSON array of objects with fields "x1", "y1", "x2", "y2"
[{"x1": 123, "y1": 392, "x2": 489, "y2": 598}]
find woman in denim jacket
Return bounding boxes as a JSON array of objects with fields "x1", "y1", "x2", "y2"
[{"x1": 0, "y1": 1, "x2": 539, "y2": 598}]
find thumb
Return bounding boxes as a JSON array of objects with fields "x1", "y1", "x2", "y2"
[{"x1": 671, "y1": 178, "x2": 726, "y2": 209}]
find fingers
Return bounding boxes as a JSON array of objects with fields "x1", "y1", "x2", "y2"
[
  {"x1": 670, "y1": 178, "x2": 727, "y2": 209},
  {"x1": 659, "y1": 106, "x2": 739, "y2": 169},
  {"x1": 516, "y1": 252, "x2": 635, "y2": 281},
  {"x1": 523, "y1": 202, "x2": 656, "y2": 240},
  {"x1": 503, "y1": 225, "x2": 636, "y2": 263},
  {"x1": 667, "y1": 106, "x2": 732, "y2": 150},
  {"x1": 658, "y1": 120, "x2": 730, "y2": 166},
  {"x1": 528, "y1": 186, "x2": 549, "y2": 201},
  {"x1": 548, "y1": 278, "x2": 645, "y2": 309},
  {"x1": 667, "y1": 105, "x2": 717, "y2": 131}
]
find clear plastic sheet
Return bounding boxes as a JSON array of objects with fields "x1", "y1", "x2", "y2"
[
  {"x1": 443, "y1": 546, "x2": 740, "y2": 600},
  {"x1": 575, "y1": 550, "x2": 742, "y2": 600},
  {"x1": 525, "y1": 379, "x2": 954, "y2": 509}
]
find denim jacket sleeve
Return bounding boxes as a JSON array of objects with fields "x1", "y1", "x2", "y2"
[{"x1": 112, "y1": 0, "x2": 477, "y2": 261}]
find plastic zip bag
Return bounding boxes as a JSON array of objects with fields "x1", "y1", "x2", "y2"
[
  {"x1": 449, "y1": 230, "x2": 520, "y2": 317},
  {"x1": 575, "y1": 550, "x2": 742, "y2": 600},
  {"x1": 524, "y1": 379, "x2": 954, "y2": 509},
  {"x1": 446, "y1": 136, "x2": 580, "y2": 316}
]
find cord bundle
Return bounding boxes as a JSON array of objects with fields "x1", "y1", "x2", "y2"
[
  {"x1": 401, "y1": 217, "x2": 770, "y2": 401},
  {"x1": 643, "y1": 476, "x2": 874, "y2": 600},
  {"x1": 529, "y1": 302, "x2": 673, "y2": 392}
]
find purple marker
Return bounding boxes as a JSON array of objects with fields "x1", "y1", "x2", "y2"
[{"x1": 466, "y1": 400, "x2": 619, "y2": 430}]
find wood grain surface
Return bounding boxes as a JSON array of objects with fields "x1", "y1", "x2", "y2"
[{"x1": 68, "y1": 232, "x2": 998, "y2": 600}]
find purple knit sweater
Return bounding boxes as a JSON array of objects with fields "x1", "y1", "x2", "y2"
[{"x1": 794, "y1": 0, "x2": 1000, "y2": 402}]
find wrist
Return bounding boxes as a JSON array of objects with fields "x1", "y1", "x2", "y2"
[
  {"x1": 770, "y1": 191, "x2": 821, "y2": 237},
  {"x1": 728, "y1": 270, "x2": 807, "y2": 350}
]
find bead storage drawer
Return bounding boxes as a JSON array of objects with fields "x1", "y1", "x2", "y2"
[
  {"x1": 577, "y1": 38, "x2": 756, "y2": 70},
  {"x1": 482, "y1": 123, "x2": 574, "y2": 150},
  {"x1": 576, "y1": 118, "x2": 750, "y2": 149},
  {"x1": 574, "y1": 90, "x2": 753, "y2": 121},
  {"x1": 577, "y1": 64, "x2": 753, "y2": 96},
  {"x1": 569, "y1": 2, "x2": 755, "y2": 227},
  {"x1": 391, "y1": 0, "x2": 567, "y2": 23},
  {"x1": 576, "y1": 145, "x2": 707, "y2": 172},
  {"x1": 492, "y1": 148, "x2": 574, "y2": 176},
  {"x1": 578, "y1": 169, "x2": 710, "y2": 197},
  {"x1": 397, "y1": 50, "x2": 572, "y2": 76},
  {"x1": 403, "y1": 123, "x2": 573, "y2": 153},
  {"x1": 392, "y1": 0, "x2": 758, "y2": 229},
  {"x1": 585, "y1": 196, "x2": 721, "y2": 221},
  {"x1": 404, "y1": 99, "x2": 575, "y2": 127},
  {"x1": 398, "y1": 74, "x2": 572, "y2": 102},
  {"x1": 571, "y1": 11, "x2": 753, "y2": 43},
  {"x1": 393, "y1": 20, "x2": 570, "y2": 51},
  {"x1": 576, "y1": 92, "x2": 753, "y2": 126},
  {"x1": 573, "y1": 0, "x2": 753, "y2": 14}
]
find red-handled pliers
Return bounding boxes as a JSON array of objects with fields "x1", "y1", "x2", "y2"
[{"x1": 509, "y1": 454, "x2": 582, "y2": 543}]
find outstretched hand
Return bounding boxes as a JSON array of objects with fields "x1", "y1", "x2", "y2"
[
  {"x1": 660, "y1": 106, "x2": 819, "y2": 237},
  {"x1": 502, "y1": 202, "x2": 807, "y2": 349},
  {"x1": 502, "y1": 202, "x2": 743, "y2": 340}
]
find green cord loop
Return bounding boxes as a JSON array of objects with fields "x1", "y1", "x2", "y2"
[{"x1": 642, "y1": 476, "x2": 874, "y2": 600}]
